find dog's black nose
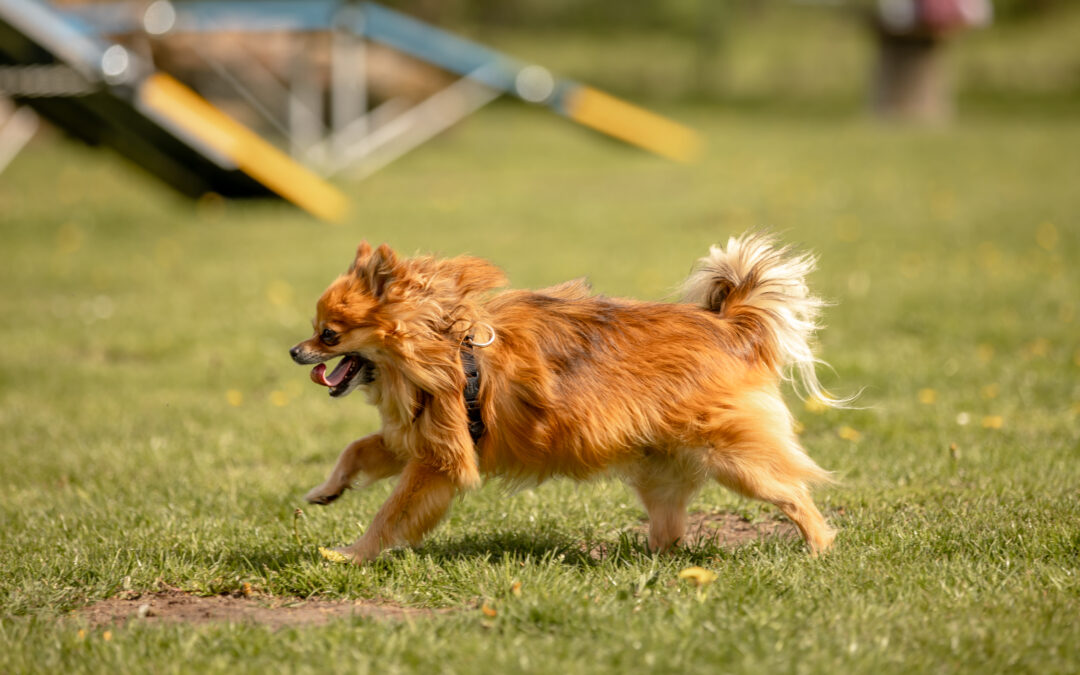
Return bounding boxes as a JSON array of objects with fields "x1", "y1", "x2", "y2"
[{"x1": 289, "y1": 346, "x2": 301, "y2": 361}]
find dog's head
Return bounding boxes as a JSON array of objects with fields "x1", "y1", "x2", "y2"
[
  {"x1": 289, "y1": 242, "x2": 397, "y2": 397},
  {"x1": 290, "y1": 241, "x2": 505, "y2": 397}
]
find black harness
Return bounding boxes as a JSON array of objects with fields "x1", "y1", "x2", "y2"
[{"x1": 460, "y1": 346, "x2": 485, "y2": 444}]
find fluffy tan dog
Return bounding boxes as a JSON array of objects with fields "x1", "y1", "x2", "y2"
[{"x1": 290, "y1": 235, "x2": 840, "y2": 562}]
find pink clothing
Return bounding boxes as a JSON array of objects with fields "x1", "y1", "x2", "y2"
[{"x1": 878, "y1": 0, "x2": 993, "y2": 36}]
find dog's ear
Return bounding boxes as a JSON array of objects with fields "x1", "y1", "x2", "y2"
[
  {"x1": 365, "y1": 243, "x2": 398, "y2": 299},
  {"x1": 347, "y1": 241, "x2": 397, "y2": 298},
  {"x1": 347, "y1": 241, "x2": 373, "y2": 274}
]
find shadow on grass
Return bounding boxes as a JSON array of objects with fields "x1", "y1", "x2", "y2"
[
  {"x1": 405, "y1": 509, "x2": 803, "y2": 569},
  {"x1": 173, "y1": 508, "x2": 805, "y2": 588},
  {"x1": 198, "y1": 531, "x2": 620, "y2": 574},
  {"x1": 426, "y1": 532, "x2": 792, "y2": 569},
  {"x1": 417, "y1": 529, "x2": 647, "y2": 568},
  {"x1": 218, "y1": 525, "x2": 799, "y2": 578}
]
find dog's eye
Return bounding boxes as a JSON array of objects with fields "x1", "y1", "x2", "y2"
[{"x1": 320, "y1": 328, "x2": 338, "y2": 345}]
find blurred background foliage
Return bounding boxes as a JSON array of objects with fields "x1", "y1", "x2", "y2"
[{"x1": 373, "y1": 0, "x2": 1079, "y2": 107}]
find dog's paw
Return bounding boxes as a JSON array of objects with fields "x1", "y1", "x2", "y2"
[
  {"x1": 304, "y1": 484, "x2": 343, "y2": 505},
  {"x1": 335, "y1": 544, "x2": 379, "y2": 565}
]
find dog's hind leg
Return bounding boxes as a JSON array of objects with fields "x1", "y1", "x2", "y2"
[
  {"x1": 629, "y1": 451, "x2": 707, "y2": 552},
  {"x1": 305, "y1": 433, "x2": 404, "y2": 505},
  {"x1": 704, "y1": 393, "x2": 836, "y2": 554},
  {"x1": 715, "y1": 463, "x2": 835, "y2": 555},
  {"x1": 335, "y1": 460, "x2": 457, "y2": 562}
]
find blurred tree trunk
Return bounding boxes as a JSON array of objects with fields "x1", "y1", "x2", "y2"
[{"x1": 871, "y1": 30, "x2": 952, "y2": 124}]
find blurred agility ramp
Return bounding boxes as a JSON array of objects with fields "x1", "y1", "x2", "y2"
[
  {"x1": 0, "y1": 0, "x2": 347, "y2": 220},
  {"x1": 1, "y1": 1, "x2": 701, "y2": 217}
]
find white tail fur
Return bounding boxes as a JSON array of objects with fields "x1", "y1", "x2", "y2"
[{"x1": 682, "y1": 234, "x2": 848, "y2": 407}]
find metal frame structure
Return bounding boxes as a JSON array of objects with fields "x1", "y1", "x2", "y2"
[
  {"x1": 0, "y1": 95, "x2": 38, "y2": 173},
  {"x1": 62, "y1": 1, "x2": 702, "y2": 175},
  {"x1": 1, "y1": 0, "x2": 700, "y2": 217},
  {"x1": 0, "y1": 0, "x2": 347, "y2": 220}
]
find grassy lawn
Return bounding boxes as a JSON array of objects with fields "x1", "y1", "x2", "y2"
[{"x1": 1, "y1": 103, "x2": 1078, "y2": 673}]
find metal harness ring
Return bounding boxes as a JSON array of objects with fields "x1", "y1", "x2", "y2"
[{"x1": 468, "y1": 323, "x2": 496, "y2": 348}]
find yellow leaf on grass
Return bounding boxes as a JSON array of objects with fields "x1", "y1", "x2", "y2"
[
  {"x1": 976, "y1": 242, "x2": 1001, "y2": 270},
  {"x1": 102, "y1": 631, "x2": 112, "y2": 642},
  {"x1": 981, "y1": 416, "x2": 1004, "y2": 429},
  {"x1": 1036, "y1": 222, "x2": 1058, "y2": 251},
  {"x1": 678, "y1": 566, "x2": 717, "y2": 587},
  {"x1": 481, "y1": 602, "x2": 497, "y2": 617},
  {"x1": 510, "y1": 581, "x2": 522, "y2": 597},
  {"x1": 918, "y1": 388, "x2": 937, "y2": 405},
  {"x1": 226, "y1": 389, "x2": 243, "y2": 407},
  {"x1": 1026, "y1": 338, "x2": 1049, "y2": 358},
  {"x1": 838, "y1": 426, "x2": 862, "y2": 442},
  {"x1": 318, "y1": 547, "x2": 351, "y2": 564}
]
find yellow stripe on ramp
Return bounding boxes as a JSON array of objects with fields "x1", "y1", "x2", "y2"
[
  {"x1": 139, "y1": 73, "x2": 348, "y2": 223},
  {"x1": 566, "y1": 86, "x2": 702, "y2": 163}
]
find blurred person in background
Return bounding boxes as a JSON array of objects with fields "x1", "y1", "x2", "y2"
[{"x1": 872, "y1": 0, "x2": 994, "y2": 122}]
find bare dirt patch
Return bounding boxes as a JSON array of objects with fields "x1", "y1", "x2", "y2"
[
  {"x1": 581, "y1": 510, "x2": 799, "y2": 560},
  {"x1": 675, "y1": 511, "x2": 799, "y2": 548},
  {"x1": 78, "y1": 590, "x2": 439, "y2": 629}
]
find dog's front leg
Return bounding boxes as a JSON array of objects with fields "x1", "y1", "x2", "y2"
[
  {"x1": 334, "y1": 460, "x2": 457, "y2": 563},
  {"x1": 305, "y1": 433, "x2": 404, "y2": 505}
]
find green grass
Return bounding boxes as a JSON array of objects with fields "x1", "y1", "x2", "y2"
[{"x1": 1, "y1": 104, "x2": 1078, "y2": 673}]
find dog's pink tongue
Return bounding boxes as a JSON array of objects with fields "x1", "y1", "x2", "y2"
[
  {"x1": 310, "y1": 358, "x2": 353, "y2": 387},
  {"x1": 310, "y1": 363, "x2": 331, "y2": 387}
]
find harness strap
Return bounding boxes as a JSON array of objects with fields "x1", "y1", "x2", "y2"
[{"x1": 460, "y1": 347, "x2": 485, "y2": 444}]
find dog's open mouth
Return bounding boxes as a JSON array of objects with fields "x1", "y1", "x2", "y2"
[{"x1": 310, "y1": 355, "x2": 373, "y2": 397}]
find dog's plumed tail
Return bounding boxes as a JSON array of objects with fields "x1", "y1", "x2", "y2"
[{"x1": 682, "y1": 234, "x2": 846, "y2": 407}]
